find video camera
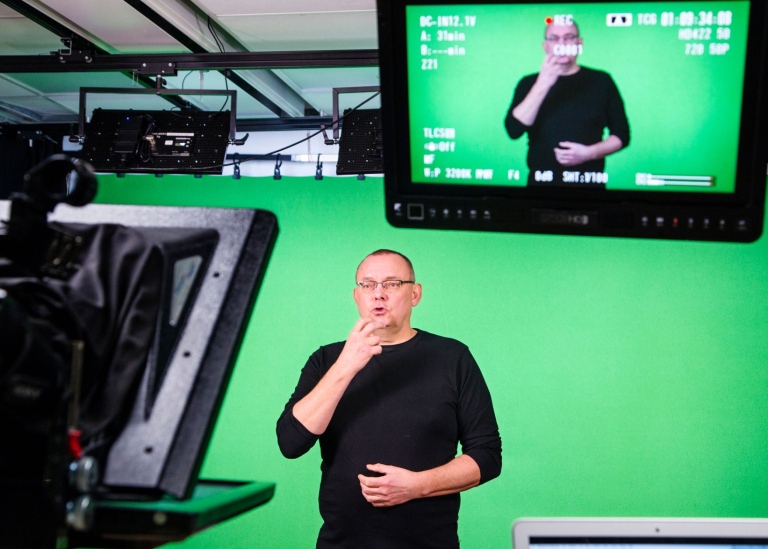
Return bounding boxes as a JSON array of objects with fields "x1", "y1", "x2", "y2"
[{"x1": 0, "y1": 155, "x2": 277, "y2": 548}]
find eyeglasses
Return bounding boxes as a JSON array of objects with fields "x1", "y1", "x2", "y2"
[
  {"x1": 545, "y1": 34, "x2": 580, "y2": 43},
  {"x1": 356, "y1": 280, "x2": 415, "y2": 293}
]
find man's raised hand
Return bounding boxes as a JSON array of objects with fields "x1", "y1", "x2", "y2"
[
  {"x1": 337, "y1": 318, "x2": 385, "y2": 374},
  {"x1": 536, "y1": 54, "x2": 564, "y2": 89}
]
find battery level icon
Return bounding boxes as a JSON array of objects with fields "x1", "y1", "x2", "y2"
[{"x1": 606, "y1": 13, "x2": 633, "y2": 26}]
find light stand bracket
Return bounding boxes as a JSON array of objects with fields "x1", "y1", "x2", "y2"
[
  {"x1": 324, "y1": 86, "x2": 379, "y2": 145},
  {"x1": 72, "y1": 86, "x2": 238, "y2": 144}
]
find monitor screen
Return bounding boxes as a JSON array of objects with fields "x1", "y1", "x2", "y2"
[{"x1": 377, "y1": 0, "x2": 768, "y2": 241}]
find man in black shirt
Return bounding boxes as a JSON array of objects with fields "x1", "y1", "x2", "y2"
[
  {"x1": 505, "y1": 18, "x2": 630, "y2": 187},
  {"x1": 277, "y1": 250, "x2": 502, "y2": 548}
]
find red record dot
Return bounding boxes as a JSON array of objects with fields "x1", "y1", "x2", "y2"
[{"x1": 545, "y1": 16, "x2": 553, "y2": 25}]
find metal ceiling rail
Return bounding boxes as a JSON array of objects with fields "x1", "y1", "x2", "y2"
[{"x1": 0, "y1": 50, "x2": 380, "y2": 73}]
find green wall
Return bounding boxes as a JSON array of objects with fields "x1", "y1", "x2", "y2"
[{"x1": 95, "y1": 173, "x2": 768, "y2": 548}]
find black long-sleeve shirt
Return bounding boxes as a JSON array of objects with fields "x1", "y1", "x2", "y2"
[
  {"x1": 277, "y1": 330, "x2": 502, "y2": 549},
  {"x1": 505, "y1": 66, "x2": 630, "y2": 187}
]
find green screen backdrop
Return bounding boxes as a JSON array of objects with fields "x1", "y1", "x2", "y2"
[{"x1": 93, "y1": 172, "x2": 768, "y2": 549}]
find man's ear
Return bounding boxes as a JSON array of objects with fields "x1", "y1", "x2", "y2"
[{"x1": 411, "y1": 283, "x2": 423, "y2": 307}]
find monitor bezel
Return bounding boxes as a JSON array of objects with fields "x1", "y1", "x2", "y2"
[
  {"x1": 513, "y1": 518, "x2": 768, "y2": 548},
  {"x1": 377, "y1": 0, "x2": 768, "y2": 241}
]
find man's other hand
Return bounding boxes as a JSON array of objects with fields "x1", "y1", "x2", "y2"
[
  {"x1": 554, "y1": 141, "x2": 592, "y2": 166},
  {"x1": 358, "y1": 463, "x2": 422, "y2": 507}
]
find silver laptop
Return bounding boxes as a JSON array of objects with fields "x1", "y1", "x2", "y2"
[{"x1": 514, "y1": 518, "x2": 768, "y2": 549}]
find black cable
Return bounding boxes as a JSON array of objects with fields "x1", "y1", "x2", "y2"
[
  {"x1": 207, "y1": 16, "x2": 225, "y2": 54},
  {"x1": 137, "y1": 116, "x2": 157, "y2": 163},
  {"x1": 240, "y1": 90, "x2": 380, "y2": 161},
  {"x1": 218, "y1": 71, "x2": 230, "y2": 113},
  {"x1": 180, "y1": 70, "x2": 192, "y2": 90},
  {"x1": 205, "y1": 16, "x2": 231, "y2": 112}
]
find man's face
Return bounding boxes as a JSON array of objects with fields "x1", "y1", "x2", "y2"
[
  {"x1": 543, "y1": 23, "x2": 582, "y2": 67},
  {"x1": 353, "y1": 253, "x2": 422, "y2": 337}
]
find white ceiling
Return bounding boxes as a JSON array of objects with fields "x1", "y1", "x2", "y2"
[{"x1": 0, "y1": 0, "x2": 380, "y2": 125}]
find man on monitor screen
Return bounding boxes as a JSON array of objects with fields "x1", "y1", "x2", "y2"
[
  {"x1": 505, "y1": 16, "x2": 630, "y2": 187},
  {"x1": 277, "y1": 249, "x2": 502, "y2": 548}
]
